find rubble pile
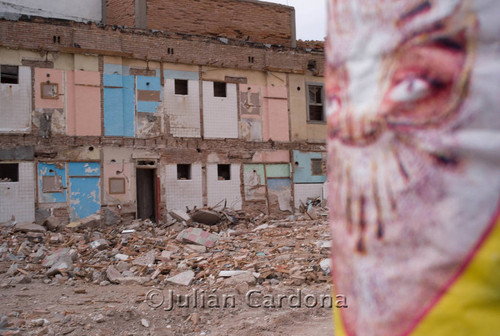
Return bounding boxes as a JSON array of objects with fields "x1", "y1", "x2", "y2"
[{"x1": 0, "y1": 204, "x2": 331, "y2": 290}]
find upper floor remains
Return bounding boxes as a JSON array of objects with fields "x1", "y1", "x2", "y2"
[{"x1": 1, "y1": 0, "x2": 298, "y2": 47}]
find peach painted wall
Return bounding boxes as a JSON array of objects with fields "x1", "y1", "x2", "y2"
[
  {"x1": 262, "y1": 86, "x2": 289, "y2": 142},
  {"x1": 67, "y1": 71, "x2": 101, "y2": 136},
  {"x1": 34, "y1": 68, "x2": 64, "y2": 109},
  {"x1": 252, "y1": 150, "x2": 289, "y2": 163}
]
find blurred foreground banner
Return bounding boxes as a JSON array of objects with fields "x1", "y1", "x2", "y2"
[{"x1": 326, "y1": 0, "x2": 500, "y2": 335}]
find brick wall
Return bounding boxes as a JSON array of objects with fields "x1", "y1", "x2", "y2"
[
  {"x1": 136, "y1": 0, "x2": 294, "y2": 46},
  {"x1": 0, "y1": 18, "x2": 324, "y2": 76},
  {"x1": 105, "y1": 0, "x2": 135, "y2": 27}
]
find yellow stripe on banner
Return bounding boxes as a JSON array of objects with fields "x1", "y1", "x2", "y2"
[
  {"x1": 334, "y1": 296, "x2": 348, "y2": 336},
  {"x1": 333, "y1": 219, "x2": 500, "y2": 336},
  {"x1": 411, "y1": 219, "x2": 500, "y2": 336}
]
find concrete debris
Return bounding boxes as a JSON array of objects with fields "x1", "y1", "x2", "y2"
[
  {"x1": 42, "y1": 216, "x2": 63, "y2": 232},
  {"x1": 103, "y1": 208, "x2": 120, "y2": 226},
  {"x1": 132, "y1": 250, "x2": 156, "y2": 266},
  {"x1": 320, "y1": 258, "x2": 331, "y2": 275},
  {"x1": 191, "y1": 209, "x2": 221, "y2": 225},
  {"x1": 0, "y1": 204, "x2": 330, "y2": 289},
  {"x1": 169, "y1": 210, "x2": 192, "y2": 224},
  {"x1": 176, "y1": 228, "x2": 219, "y2": 248},
  {"x1": 223, "y1": 272, "x2": 256, "y2": 286},
  {"x1": 141, "y1": 318, "x2": 150, "y2": 328},
  {"x1": 166, "y1": 270, "x2": 195, "y2": 286},
  {"x1": 67, "y1": 213, "x2": 101, "y2": 228},
  {"x1": 90, "y1": 239, "x2": 109, "y2": 250},
  {"x1": 105, "y1": 265, "x2": 122, "y2": 284},
  {"x1": 13, "y1": 222, "x2": 46, "y2": 233},
  {"x1": 114, "y1": 253, "x2": 130, "y2": 261}
]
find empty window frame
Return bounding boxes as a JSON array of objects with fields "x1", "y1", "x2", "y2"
[
  {"x1": 41, "y1": 82, "x2": 59, "y2": 99},
  {"x1": 311, "y1": 159, "x2": 324, "y2": 176},
  {"x1": 174, "y1": 79, "x2": 188, "y2": 95},
  {"x1": 0, "y1": 65, "x2": 19, "y2": 84},
  {"x1": 214, "y1": 82, "x2": 227, "y2": 97},
  {"x1": 177, "y1": 164, "x2": 191, "y2": 180},
  {"x1": 109, "y1": 177, "x2": 126, "y2": 194},
  {"x1": 0, "y1": 163, "x2": 19, "y2": 182},
  {"x1": 217, "y1": 164, "x2": 231, "y2": 180},
  {"x1": 307, "y1": 83, "x2": 325, "y2": 122},
  {"x1": 42, "y1": 175, "x2": 63, "y2": 193}
]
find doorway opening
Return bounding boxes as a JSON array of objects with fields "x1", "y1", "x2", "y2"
[{"x1": 136, "y1": 168, "x2": 156, "y2": 222}]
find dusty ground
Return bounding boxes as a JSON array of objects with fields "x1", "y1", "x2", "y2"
[
  {"x1": 0, "y1": 279, "x2": 334, "y2": 335},
  {"x1": 0, "y1": 207, "x2": 334, "y2": 335}
]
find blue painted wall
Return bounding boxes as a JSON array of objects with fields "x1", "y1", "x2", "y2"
[
  {"x1": 137, "y1": 76, "x2": 161, "y2": 113},
  {"x1": 68, "y1": 162, "x2": 101, "y2": 221},
  {"x1": 38, "y1": 163, "x2": 67, "y2": 203},
  {"x1": 293, "y1": 150, "x2": 326, "y2": 183},
  {"x1": 103, "y1": 74, "x2": 135, "y2": 136}
]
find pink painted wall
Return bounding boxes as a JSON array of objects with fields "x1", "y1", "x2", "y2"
[
  {"x1": 67, "y1": 71, "x2": 101, "y2": 136},
  {"x1": 252, "y1": 150, "x2": 289, "y2": 163},
  {"x1": 34, "y1": 68, "x2": 64, "y2": 109},
  {"x1": 262, "y1": 86, "x2": 289, "y2": 142}
]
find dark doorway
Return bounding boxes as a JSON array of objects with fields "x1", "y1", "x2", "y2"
[{"x1": 136, "y1": 168, "x2": 156, "y2": 222}]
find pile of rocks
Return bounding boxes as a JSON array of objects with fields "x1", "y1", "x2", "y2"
[{"x1": 0, "y1": 205, "x2": 331, "y2": 290}]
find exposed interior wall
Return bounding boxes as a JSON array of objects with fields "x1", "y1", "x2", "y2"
[
  {"x1": 0, "y1": 65, "x2": 31, "y2": 133},
  {"x1": 102, "y1": 147, "x2": 135, "y2": 205},
  {"x1": 0, "y1": 0, "x2": 102, "y2": 22},
  {"x1": 294, "y1": 183, "x2": 323, "y2": 209},
  {"x1": 202, "y1": 81, "x2": 238, "y2": 139},
  {"x1": 239, "y1": 84, "x2": 262, "y2": 141},
  {"x1": 293, "y1": 150, "x2": 326, "y2": 184},
  {"x1": 66, "y1": 70, "x2": 101, "y2": 136},
  {"x1": 164, "y1": 70, "x2": 200, "y2": 138},
  {"x1": 289, "y1": 74, "x2": 326, "y2": 142},
  {"x1": 206, "y1": 163, "x2": 242, "y2": 210},
  {"x1": 262, "y1": 86, "x2": 289, "y2": 142},
  {"x1": 251, "y1": 150, "x2": 289, "y2": 163},
  {"x1": 0, "y1": 162, "x2": 35, "y2": 222},
  {"x1": 164, "y1": 163, "x2": 203, "y2": 211}
]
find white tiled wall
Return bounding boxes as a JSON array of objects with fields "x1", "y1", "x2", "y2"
[
  {"x1": 0, "y1": 162, "x2": 35, "y2": 222},
  {"x1": 294, "y1": 183, "x2": 324, "y2": 209},
  {"x1": 164, "y1": 79, "x2": 201, "y2": 137},
  {"x1": 0, "y1": 66, "x2": 31, "y2": 133},
  {"x1": 207, "y1": 164, "x2": 242, "y2": 210},
  {"x1": 202, "y1": 81, "x2": 238, "y2": 139},
  {"x1": 164, "y1": 164, "x2": 203, "y2": 211}
]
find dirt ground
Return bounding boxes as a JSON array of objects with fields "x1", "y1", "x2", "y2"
[
  {"x1": 0, "y1": 207, "x2": 334, "y2": 335},
  {"x1": 0, "y1": 280, "x2": 334, "y2": 335}
]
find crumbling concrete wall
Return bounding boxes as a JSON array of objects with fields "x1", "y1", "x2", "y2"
[
  {"x1": 164, "y1": 163, "x2": 203, "y2": 211},
  {"x1": 202, "y1": 81, "x2": 238, "y2": 139},
  {"x1": 164, "y1": 69, "x2": 200, "y2": 138},
  {"x1": 289, "y1": 74, "x2": 327, "y2": 142},
  {"x1": 293, "y1": 150, "x2": 326, "y2": 184},
  {"x1": 0, "y1": 162, "x2": 35, "y2": 222},
  {"x1": 0, "y1": 0, "x2": 102, "y2": 22},
  {"x1": 0, "y1": 65, "x2": 31, "y2": 133},
  {"x1": 262, "y1": 86, "x2": 289, "y2": 142},
  {"x1": 66, "y1": 70, "x2": 101, "y2": 136},
  {"x1": 206, "y1": 163, "x2": 242, "y2": 210},
  {"x1": 294, "y1": 183, "x2": 323, "y2": 209}
]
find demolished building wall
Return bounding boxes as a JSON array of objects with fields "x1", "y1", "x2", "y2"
[
  {"x1": 0, "y1": 1, "x2": 326, "y2": 224},
  {"x1": 105, "y1": 0, "x2": 295, "y2": 47}
]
